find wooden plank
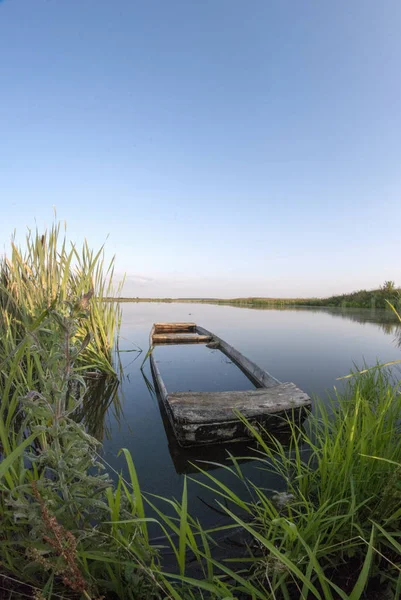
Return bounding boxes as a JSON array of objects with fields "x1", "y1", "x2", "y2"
[
  {"x1": 167, "y1": 383, "x2": 311, "y2": 424},
  {"x1": 152, "y1": 333, "x2": 212, "y2": 344},
  {"x1": 150, "y1": 353, "x2": 169, "y2": 400},
  {"x1": 154, "y1": 322, "x2": 196, "y2": 333},
  {"x1": 197, "y1": 326, "x2": 280, "y2": 388},
  {"x1": 175, "y1": 413, "x2": 305, "y2": 446}
]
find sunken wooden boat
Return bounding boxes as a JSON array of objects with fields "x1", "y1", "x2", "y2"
[{"x1": 149, "y1": 322, "x2": 311, "y2": 447}]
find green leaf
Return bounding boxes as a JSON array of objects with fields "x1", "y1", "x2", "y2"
[
  {"x1": 349, "y1": 526, "x2": 375, "y2": 600},
  {"x1": 0, "y1": 431, "x2": 41, "y2": 482}
]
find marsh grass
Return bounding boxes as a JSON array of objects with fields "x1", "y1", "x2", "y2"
[
  {"x1": 112, "y1": 288, "x2": 401, "y2": 311},
  {"x1": 0, "y1": 294, "x2": 164, "y2": 599},
  {"x1": 0, "y1": 220, "x2": 122, "y2": 377},
  {"x1": 1, "y1": 224, "x2": 401, "y2": 599},
  {"x1": 2, "y1": 309, "x2": 394, "y2": 599},
  {"x1": 1, "y1": 368, "x2": 400, "y2": 599}
]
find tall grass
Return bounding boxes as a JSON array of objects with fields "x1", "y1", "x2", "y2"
[
  {"x1": 3, "y1": 354, "x2": 400, "y2": 599},
  {"x1": 1, "y1": 223, "x2": 401, "y2": 598},
  {"x1": 0, "y1": 293, "x2": 165, "y2": 599},
  {"x1": 1, "y1": 358, "x2": 400, "y2": 599},
  {"x1": 0, "y1": 220, "x2": 122, "y2": 376},
  {"x1": 151, "y1": 368, "x2": 401, "y2": 599}
]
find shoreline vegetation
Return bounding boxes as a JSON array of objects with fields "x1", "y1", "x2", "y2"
[
  {"x1": 1, "y1": 223, "x2": 401, "y2": 598},
  {"x1": 107, "y1": 283, "x2": 401, "y2": 311}
]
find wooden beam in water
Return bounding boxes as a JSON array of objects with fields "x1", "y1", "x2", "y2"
[
  {"x1": 154, "y1": 322, "x2": 196, "y2": 333},
  {"x1": 168, "y1": 384, "x2": 311, "y2": 424},
  {"x1": 152, "y1": 333, "x2": 212, "y2": 344},
  {"x1": 197, "y1": 325, "x2": 280, "y2": 388}
]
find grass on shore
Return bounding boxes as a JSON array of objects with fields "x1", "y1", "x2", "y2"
[
  {"x1": 1, "y1": 314, "x2": 400, "y2": 599},
  {"x1": 165, "y1": 367, "x2": 401, "y2": 598},
  {"x1": 1, "y1": 225, "x2": 401, "y2": 598}
]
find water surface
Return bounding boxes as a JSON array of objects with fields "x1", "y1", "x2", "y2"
[{"x1": 153, "y1": 343, "x2": 257, "y2": 392}]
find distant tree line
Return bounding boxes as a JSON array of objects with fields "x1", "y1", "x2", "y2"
[
  {"x1": 104, "y1": 282, "x2": 400, "y2": 310},
  {"x1": 300, "y1": 281, "x2": 400, "y2": 310},
  {"x1": 188, "y1": 282, "x2": 400, "y2": 310}
]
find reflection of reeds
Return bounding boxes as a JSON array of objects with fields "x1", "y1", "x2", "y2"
[
  {"x1": 395, "y1": 328, "x2": 401, "y2": 349},
  {"x1": 73, "y1": 376, "x2": 122, "y2": 441},
  {"x1": 141, "y1": 368, "x2": 156, "y2": 396},
  {"x1": 204, "y1": 302, "x2": 401, "y2": 336}
]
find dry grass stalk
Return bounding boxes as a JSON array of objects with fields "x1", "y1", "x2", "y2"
[{"x1": 31, "y1": 481, "x2": 91, "y2": 598}]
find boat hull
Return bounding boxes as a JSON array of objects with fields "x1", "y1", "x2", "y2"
[{"x1": 150, "y1": 323, "x2": 311, "y2": 447}]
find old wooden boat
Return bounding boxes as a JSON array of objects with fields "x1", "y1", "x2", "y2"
[{"x1": 149, "y1": 322, "x2": 311, "y2": 447}]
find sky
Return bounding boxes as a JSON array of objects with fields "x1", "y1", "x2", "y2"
[{"x1": 0, "y1": 0, "x2": 400, "y2": 298}]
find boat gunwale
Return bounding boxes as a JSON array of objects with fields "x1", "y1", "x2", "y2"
[
  {"x1": 196, "y1": 325, "x2": 280, "y2": 389},
  {"x1": 149, "y1": 323, "x2": 279, "y2": 393}
]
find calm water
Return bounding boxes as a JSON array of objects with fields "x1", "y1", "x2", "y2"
[
  {"x1": 153, "y1": 343, "x2": 257, "y2": 392},
  {"x1": 92, "y1": 303, "x2": 401, "y2": 529}
]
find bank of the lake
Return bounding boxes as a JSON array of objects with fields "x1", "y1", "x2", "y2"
[{"x1": 1, "y1": 227, "x2": 401, "y2": 599}]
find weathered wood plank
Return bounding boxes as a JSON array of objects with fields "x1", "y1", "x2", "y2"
[
  {"x1": 152, "y1": 333, "x2": 212, "y2": 344},
  {"x1": 175, "y1": 412, "x2": 306, "y2": 446},
  {"x1": 154, "y1": 322, "x2": 196, "y2": 333},
  {"x1": 150, "y1": 353, "x2": 168, "y2": 400},
  {"x1": 167, "y1": 383, "x2": 311, "y2": 424}
]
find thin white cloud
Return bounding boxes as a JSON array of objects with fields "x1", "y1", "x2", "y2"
[{"x1": 124, "y1": 274, "x2": 155, "y2": 283}]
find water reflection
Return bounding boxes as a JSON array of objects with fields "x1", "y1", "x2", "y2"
[
  {"x1": 75, "y1": 376, "x2": 121, "y2": 440},
  {"x1": 209, "y1": 304, "x2": 401, "y2": 347},
  {"x1": 76, "y1": 346, "x2": 144, "y2": 441},
  {"x1": 215, "y1": 303, "x2": 400, "y2": 324},
  {"x1": 296, "y1": 307, "x2": 401, "y2": 346},
  {"x1": 304, "y1": 306, "x2": 401, "y2": 341},
  {"x1": 80, "y1": 305, "x2": 401, "y2": 451},
  {"x1": 395, "y1": 325, "x2": 401, "y2": 349}
]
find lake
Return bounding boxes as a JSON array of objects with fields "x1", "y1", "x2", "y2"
[{"x1": 90, "y1": 302, "x2": 401, "y2": 532}]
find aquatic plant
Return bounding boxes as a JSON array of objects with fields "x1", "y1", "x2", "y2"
[
  {"x1": 0, "y1": 288, "x2": 165, "y2": 599},
  {"x1": 0, "y1": 219, "x2": 122, "y2": 377},
  {"x1": 1, "y1": 223, "x2": 401, "y2": 599}
]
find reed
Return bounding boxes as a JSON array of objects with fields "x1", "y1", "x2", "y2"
[
  {"x1": 1, "y1": 223, "x2": 401, "y2": 599},
  {"x1": 0, "y1": 291, "x2": 164, "y2": 599},
  {"x1": 0, "y1": 220, "x2": 122, "y2": 377},
  {"x1": 2, "y1": 345, "x2": 401, "y2": 598}
]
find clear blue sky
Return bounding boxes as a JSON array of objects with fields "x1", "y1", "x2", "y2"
[{"x1": 1, "y1": 0, "x2": 400, "y2": 298}]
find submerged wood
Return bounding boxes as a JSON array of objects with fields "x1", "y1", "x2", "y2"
[
  {"x1": 150, "y1": 322, "x2": 312, "y2": 447},
  {"x1": 152, "y1": 333, "x2": 212, "y2": 344},
  {"x1": 154, "y1": 386, "x2": 299, "y2": 474},
  {"x1": 168, "y1": 384, "x2": 309, "y2": 423},
  {"x1": 198, "y1": 325, "x2": 280, "y2": 388},
  {"x1": 154, "y1": 322, "x2": 196, "y2": 333}
]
